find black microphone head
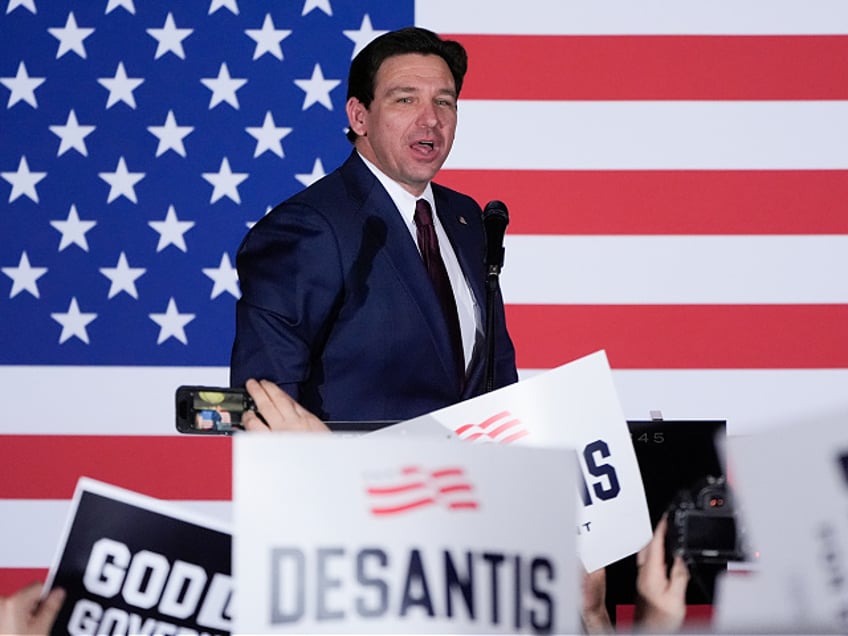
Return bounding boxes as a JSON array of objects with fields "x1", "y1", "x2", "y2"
[
  {"x1": 482, "y1": 199, "x2": 509, "y2": 226},
  {"x1": 482, "y1": 200, "x2": 509, "y2": 272}
]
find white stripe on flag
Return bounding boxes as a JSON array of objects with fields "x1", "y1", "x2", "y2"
[
  {"x1": 507, "y1": 368, "x2": 848, "y2": 436},
  {"x1": 417, "y1": 0, "x2": 848, "y2": 35},
  {"x1": 0, "y1": 500, "x2": 232, "y2": 569},
  {"x1": 501, "y1": 235, "x2": 848, "y2": 305},
  {"x1": 0, "y1": 366, "x2": 229, "y2": 436},
  {"x1": 3, "y1": 367, "x2": 845, "y2": 437},
  {"x1": 447, "y1": 101, "x2": 848, "y2": 170},
  {"x1": 612, "y1": 369, "x2": 848, "y2": 435}
]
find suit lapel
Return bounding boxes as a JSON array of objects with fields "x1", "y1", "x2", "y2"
[
  {"x1": 433, "y1": 187, "x2": 488, "y2": 396},
  {"x1": 434, "y1": 190, "x2": 486, "y2": 317},
  {"x1": 340, "y1": 154, "x2": 460, "y2": 385}
]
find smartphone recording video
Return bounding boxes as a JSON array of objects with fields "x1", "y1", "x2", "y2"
[{"x1": 175, "y1": 386, "x2": 254, "y2": 435}]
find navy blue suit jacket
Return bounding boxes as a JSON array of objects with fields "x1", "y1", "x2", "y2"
[{"x1": 230, "y1": 151, "x2": 517, "y2": 421}]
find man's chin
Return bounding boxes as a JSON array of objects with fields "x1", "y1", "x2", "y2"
[{"x1": 411, "y1": 158, "x2": 447, "y2": 181}]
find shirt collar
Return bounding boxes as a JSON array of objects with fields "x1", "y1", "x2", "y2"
[{"x1": 358, "y1": 151, "x2": 435, "y2": 227}]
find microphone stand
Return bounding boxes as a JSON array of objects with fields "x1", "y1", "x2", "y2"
[
  {"x1": 484, "y1": 265, "x2": 500, "y2": 393},
  {"x1": 483, "y1": 200, "x2": 509, "y2": 393},
  {"x1": 481, "y1": 200, "x2": 508, "y2": 393}
]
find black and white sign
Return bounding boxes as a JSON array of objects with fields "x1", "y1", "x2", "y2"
[{"x1": 44, "y1": 478, "x2": 233, "y2": 636}]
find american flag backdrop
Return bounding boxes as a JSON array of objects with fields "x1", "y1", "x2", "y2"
[{"x1": 1, "y1": 0, "x2": 847, "y2": 594}]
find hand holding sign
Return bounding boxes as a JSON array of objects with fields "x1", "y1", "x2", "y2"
[{"x1": 0, "y1": 583, "x2": 65, "y2": 636}]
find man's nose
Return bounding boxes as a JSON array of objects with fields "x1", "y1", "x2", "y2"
[{"x1": 416, "y1": 101, "x2": 440, "y2": 127}]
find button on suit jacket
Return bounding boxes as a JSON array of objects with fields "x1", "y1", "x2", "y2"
[{"x1": 230, "y1": 151, "x2": 517, "y2": 421}]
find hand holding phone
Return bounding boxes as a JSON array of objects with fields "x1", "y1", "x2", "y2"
[
  {"x1": 175, "y1": 381, "x2": 383, "y2": 435},
  {"x1": 239, "y1": 378, "x2": 330, "y2": 434}
]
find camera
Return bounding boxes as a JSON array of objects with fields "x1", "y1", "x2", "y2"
[
  {"x1": 175, "y1": 386, "x2": 255, "y2": 435},
  {"x1": 665, "y1": 475, "x2": 746, "y2": 566}
]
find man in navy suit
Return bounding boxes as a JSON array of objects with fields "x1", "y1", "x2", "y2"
[{"x1": 230, "y1": 27, "x2": 517, "y2": 422}]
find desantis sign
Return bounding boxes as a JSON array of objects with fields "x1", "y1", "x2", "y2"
[
  {"x1": 373, "y1": 349, "x2": 651, "y2": 572},
  {"x1": 715, "y1": 409, "x2": 848, "y2": 633},
  {"x1": 233, "y1": 434, "x2": 579, "y2": 634},
  {"x1": 43, "y1": 478, "x2": 233, "y2": 636}
]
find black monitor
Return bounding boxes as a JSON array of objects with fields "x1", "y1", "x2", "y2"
[{"x1": 606, "y1": 418, "x2": 728, "y2": 623}]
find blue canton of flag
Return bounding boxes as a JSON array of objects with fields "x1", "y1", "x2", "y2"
[{"x1": 0, "y1": 0, "x2": 413, "y2": 365}]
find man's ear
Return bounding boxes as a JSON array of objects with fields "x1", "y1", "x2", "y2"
[{"x1": 346, "y1": 97, "x2": 368, "y2": 137}]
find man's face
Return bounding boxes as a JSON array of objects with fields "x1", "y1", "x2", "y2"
[{"x1": 346, "y1": 53, "x2": 458, "y2": 197}]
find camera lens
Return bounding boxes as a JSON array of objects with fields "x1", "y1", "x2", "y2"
[{"x1": 696, "y1": 484, "x2": 727, "y2": 510}]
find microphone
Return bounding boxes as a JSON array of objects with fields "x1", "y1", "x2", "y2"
[{"x1": 482, "y1": 200, "x2": 509, "y2": 277}]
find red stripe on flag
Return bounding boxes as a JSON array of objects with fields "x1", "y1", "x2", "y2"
[
  {"x1": 452, "y1": 35, "x2": 848, "y2": 100},
  {"x1": 616, "y1": 603, "x2": 713, "y2": 628},
  {"x1": 479, "y1": 411, "x2": 510, "y2": 429},
  {"x1": 439, "y1": 484, "x2": 473, "y2": 495},
  {"x1": 437, "y1": 170, "x2": 848, "y2": 235},
  {"x1": 490, "y1": 419, "x2": 521, "y2": 438},
  {"x1": 455, "y1": 411, "x2": 509, "y2": 434},
  {"x1": 367, "y1": 482, "x2": 426, "y2": 495},
  {"x1": 502, "y1": 430, "x2": 531, "y2": 444},
  {"x1": 432, "y1": 467, "x2": 464, "y2": 478},
  {"x1": 507, "y1": 304, "x2": 848, "y2": 369},
  {"x1": 0, "y1": 436, "x2": 232, "y2": 500},
  {"x1": 371, "y1": 498, "x2": 435, "y2": 516},
  {"x1": 0, "y1": 569, "x2": 48, "y2": 596}
]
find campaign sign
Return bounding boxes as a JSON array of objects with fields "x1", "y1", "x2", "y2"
[
  {"x1": 715, "y1": 409, "x2": 848, "y2": 633},
  {"x1": 371, "y1": 350, "x2": 651, "y2": 572},
  {"x1": 233, "y1": 434, "x2": 578, "y2": 634},
  {"x1": 43, "y1": 478, "x2": 233, "y2": 636}
]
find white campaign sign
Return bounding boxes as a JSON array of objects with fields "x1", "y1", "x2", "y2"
[
  {"x1": 233, "y1": 434, "x2": 579, "y2": 635},
  {"x1": 371, "y1": 350, "x2": 651, "y2": 572},
  {"x1": 715, "y1": 408, "x2": 848, "y2": 633}
]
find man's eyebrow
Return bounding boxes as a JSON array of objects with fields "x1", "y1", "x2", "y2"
[
  {"x1": 386, "y1": 86, "x2": 419, "y2": 95},
  {"x1": 385, "y1": 86, "x2": 457, "y2": 98}
]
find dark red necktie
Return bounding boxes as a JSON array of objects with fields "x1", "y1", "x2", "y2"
[{"x1": 414, "y1": 199, "x2": 465, "y2": 388}]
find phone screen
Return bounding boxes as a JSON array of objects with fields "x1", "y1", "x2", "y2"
[{"x1": 175, "y1": 386, "x2": 254, "y2": 434}]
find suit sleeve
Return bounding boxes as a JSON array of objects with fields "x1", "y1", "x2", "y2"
[{"x1": 229, "y1": 203, "x2": 343, "y2": 398}]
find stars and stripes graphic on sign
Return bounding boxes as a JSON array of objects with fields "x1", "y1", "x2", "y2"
[
  {"x1": 1, "y1": 0, "x2": 847, "y2": 595},
  {"x1": 453, "y1": 411, "x2": 530, "y2": 444},
  {"x1": 364, "y1": 465, "x2": 479, "y2": 516}
]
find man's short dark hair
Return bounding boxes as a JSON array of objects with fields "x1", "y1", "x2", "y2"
[{"x1": 345, "y1": 26, "x2": 468, "y2": 143}]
